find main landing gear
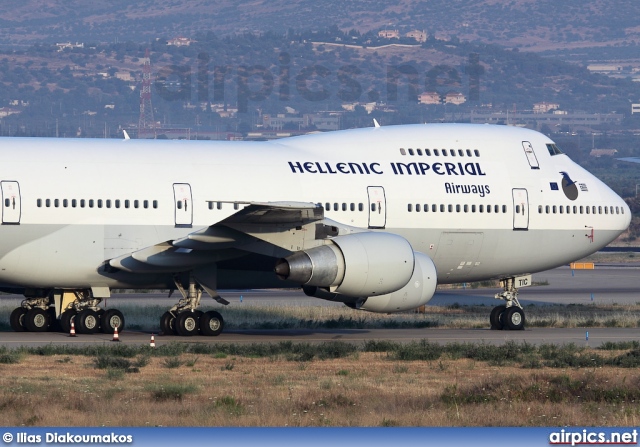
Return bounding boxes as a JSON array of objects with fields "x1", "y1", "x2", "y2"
[
  {"x1": 490, "y1": 277, "x2": 525, "y2": 331},
  {"x1": 160, "y1": 275, "x2": 225, "y2": 337},
  {"x1": 9, "y1": 290, "x2": 125, "y2": 334}
]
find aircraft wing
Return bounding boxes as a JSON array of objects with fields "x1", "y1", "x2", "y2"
[{"x1": 108, "y1": 201, "x2": 326, "y2": 274}]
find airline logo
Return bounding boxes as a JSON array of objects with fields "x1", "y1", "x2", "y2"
[{"x1": 287, "y1": 161, "x2": 487, "y2": 177}]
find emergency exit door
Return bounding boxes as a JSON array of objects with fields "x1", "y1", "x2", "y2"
[
  {"x1": 367, "y1": 186, "x2": 386, "y2": 229},
  {"x1": 512, "y1": 188, "x2": 529, "y2": 230},
  {"x1": 173, "y1": 183, "x2": 192, "y2": 227},
  {"x1": 1, "y1": 181, "x2": 21, "y2": 224}
]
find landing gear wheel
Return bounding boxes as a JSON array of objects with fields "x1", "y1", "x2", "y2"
[
  {"x1": 200, "y1": 311, "x2": 224, "y2": 336},
  {"x1": 76, "y1": 309, "x2": 100, "y2": 334},
  {"x1": 160, "y1": 312, "x2": 176, "y2": 335},
  {"x1": 490, "y1": 305, "x2": 506, "y2": 330},
  {"x1": 501, "y1": 307, "x2": 525, "y2": 331},
  {"x1": 60, "y1": 310, "x2": 77, "y2": 334},
  {"x1": 10, "y1": 308, "x2": 27, "y2": 332},
  {"x1": 47, "y1": 307, "x2": 61, "y2": 332},
  {"x1": 175, "y1": 311, "x2": 200, "y2": 336},
  {"x1": 24, "y1": 308, "x2": 50, "y2": 332},
  {"x1": 101, "y1": 309, "x2": 125, "y2": 334}
]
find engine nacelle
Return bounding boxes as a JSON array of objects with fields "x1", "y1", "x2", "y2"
[
  {"x1": 275, "y1": 232, "x2": 415, "y2": 297},
  {"x1": 358, "y1": 252, "x2": 437, "y2": 313}
]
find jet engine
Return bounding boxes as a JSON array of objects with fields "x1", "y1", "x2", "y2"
[{"x1": 275, "y1": 232, "x2": 438, "y2": 312}]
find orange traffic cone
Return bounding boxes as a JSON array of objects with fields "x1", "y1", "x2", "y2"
[
  {"x1": 69, "y1": 320, "x2": 77, "y2": 337},
  {"x1": 112, "y1": 326, "x2": 120, "y2": 342},
  {"x1": 150, "y1": 334, "x2": 156, "y2": 348}
]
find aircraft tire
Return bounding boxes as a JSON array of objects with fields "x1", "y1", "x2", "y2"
[
  {"x1": 10, "y1": 307, "x2": 27, "y2": 332},
  {"x1": 60, "y1": 310, "x2": 77, "y2": 334},
  {"x1": 502, "y1": 307, "x2": 525, "y2": 331},
  {"x1": 175, "y1": 311, "x2": 199, "y2": 336},
  {"x1": 160, "y1": 312, "x2": 176, "y2": 335},
  {"x1": 200, "y1": 311, "x2": 224, "y2": 336},
  {"x1": 24, "y1": 308, "x2": 50, "y2": 332},
  {"x1": 76, "y1": 309, "x2": 100, "y2": 334},
  {"x1": 489, "y1": 305, "x2": 506, "y2": 330},
  {"x1": 101, "y1": 309, "x2": 125, "y2": 334},
  {"x1": 47, "y1": 307, "x2": 61, "y2": 332}
]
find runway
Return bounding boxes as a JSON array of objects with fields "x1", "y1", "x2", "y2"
[
  {"x1": 1, "y1": 265, "x2": 639, "y2": 347},
  {"x1": 0, "y1": 327, "x2": 635, "y2": 348}
]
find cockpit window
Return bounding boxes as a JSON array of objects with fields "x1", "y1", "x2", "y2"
[{"x1": 546, "y1": 143, "x2": 564, "y2": 156}]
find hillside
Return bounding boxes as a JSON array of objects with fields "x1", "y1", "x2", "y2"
[{"x1": 0, "y1": 0, "x2": 638, "y2": 59}]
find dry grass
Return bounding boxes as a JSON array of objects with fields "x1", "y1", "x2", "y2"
[{"x1": 1, "y1": 348, "x2": 640, "y2": 427}]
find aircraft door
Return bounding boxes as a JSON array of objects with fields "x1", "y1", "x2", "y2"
[
  {"x1": 173, "y1": 183, "x2": 193, "y2": 227},
  {"x1": 367, "y1": 186, "x2": 386, "y2": 229},
  {"x1": 512, "y1": 188, "x2": 529, "y2": 230},
  {"x1": 522, "y1": 141, "x2": 539, "y2": 169},
  {"x1": 1, "y1": 181, "x2": 21, "y2": 224}
]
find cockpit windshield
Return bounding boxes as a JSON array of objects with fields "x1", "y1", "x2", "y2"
[{"x1": 546, "y1": 143, "x2": 564, "y2": 156}]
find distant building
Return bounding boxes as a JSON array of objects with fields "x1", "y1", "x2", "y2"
[
  {"x1": 444, "y1": 92, "x2": 466, "y2": 105},
  {"x1": 167, "y1": 37, "x2": 195, "y2": 46},
  {"x1": 533, "y1": 102, "x2": 560, "y2": 113},
  {"x1": 406, "y1": 30, "x2": 427, "y2": 43},
  {"x1": 56, "y1": 42, "x2": 84, "y2": 51},
  {"x1": 419, "y1": 92, "x2": 441, "y2": 105},
  {"x1": 587, "y1": 64, "x2": 622, "y2": 73},
  {"x1": 590, "y1": 149, "x2": 618, "y2": 157},
  {"x1": 115, "y1": 72, "x2": 133, "y2": 81},
  {"x1": 0, "y1": 107, "x2": 21, "y2": 118},
  {"x1": 632, "y1": 104, "x2": 640, "y2": 114},
  {"x1": 378, "y1": 29, "x2": 399, "y2": 39}
]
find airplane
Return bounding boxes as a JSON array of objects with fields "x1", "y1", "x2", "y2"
[{"x1": 1, "y1": 123, "x2": 630, "y2": 336}]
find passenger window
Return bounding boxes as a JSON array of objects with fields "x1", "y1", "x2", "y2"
[
  {"x1": 516, "y1": 205, "x2": 520, "y2": 214},
  {"x1": 98, "y1": 200, "x2": 103, "y2": 208},
  {"x1": 358, "y1": 203, "x2": 363, "y2": 212},
  {"x1": 502, "y1": 205, "x2": 507, "y2": 213},
  {"x1": 474, "y1": 150, "x2": 480, "y2": 157},
  {"x1": 487, "y1": 205, "x2": 491, "y2": 214},
  {"x1": 417, "y1": 149, "x2": 422, "y2": 156},
  {"x1": 408, "y1": 204, "x2": 413, "y2": 212},
  {"x1": 538, "y1": 205, "x2": 542, "y2": 213},
  {"x1": 466, "y1": 150, "x2": 472, "y2": 157},
  {"x1": 440, "y1": 204, "x2": 445, "y2": 212},
  {"x1": 153, "y1": 200, "x2": 158, "y2": 209},
  {"x1": 553, "y1": 206, "x2": 557, "y2": 214},
  {"x1": 432, "y1": 204, "x2": 437, "y2": 212},
  {"x1": 342, "y1": 203, "x2": 347, "y2": 211},
  {"x1": 334, "y1": 203, "x2": 339, "y2": 211},
  {"x1": 89, "y1": 200, "x2": 94, "y2": 208},
  {"x1": 434, "y1": 149, "x2": 439, "y2": 156},
  {"x1": 106, "y1": 200, "x2": 111, "y2": 209},
  {"x1": 177, "y1": 201, "x2": 182, "y2": 209},
  {"x1": 546, "y1": 205, "x2": 550, "y2": 214},
  {"x1": 471, "y1": 204, "x2": 476, "y2": 213},
  {"x1": 134, "y1": 200, "x2": 139, "y2": 209},
  {"x1": 54, "y1": 199, "x2": 59, "y2": 207},
  {"x1": 371, "y1": 204, "x2": 376, "y2": 212},
  {"x1": 125, "y1": 200, "x2": 130, "y2": 209},
  {"x1": 63, "y1": 199, "x2": 68, "y2": 208},
  {"x1": 400, "y1": 148, "x2": 406, "y2": 155},
  {"x1": 425, "y1": 149, "x2": 431, "y2": 156},
  {"x1": 456, "y1": 204, "x2": 461, "y2": 212},
  {"x1": 217, "y1": 202, "x2": 222, "y2": 210},
  {"x1": 37, "y1": 199, "x2": 42, "y2": 207},
  {"x1": 408, "y1": 149, "x2": 414, "y2": 156},
  {"x1": 479, "y1": 205, "x2": 484, "y2": 213},
  {"x1": 233, "y1": 203, "x2": 239, "y2": 210},
  {"x1": 442, "y1": 150, "x2": 448, "y2": 157},
  {"x1": 458, "y1": 150, "x2": 464, "y2": 157},
  {"x1": 81, "y1": 199, "x2": 85, "y2": 208},
  {"x1": 450, "y1": 149, "x2": 456, "y2": 156},
  {"x1": 448, "y1": 204, "x2": 453, "y2": 212},
  {"x1": 326, "y1": 203, "x2": 330, "y2": 211},
  {"x1": 115, "y1": 200, "x2": 120, "y2": 209}
]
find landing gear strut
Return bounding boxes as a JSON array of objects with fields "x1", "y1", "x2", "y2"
[
  {"x1": 160, "y1": 275, "x2": 225, "y2": 337},
  {"x1": 490, "y1": 278, "x2": 525, "y2": 331}
]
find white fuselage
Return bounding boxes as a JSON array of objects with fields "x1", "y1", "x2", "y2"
[{"x1": 0, "y1": 124, "x2": 630, "y2": 291}]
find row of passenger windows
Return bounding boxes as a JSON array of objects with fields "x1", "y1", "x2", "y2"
[
  {"x1": 36, "y1": 198, "x2": 158, "y2": 209},
  {"x1": 400, "y1": 148, "x2": 481, "y2": 158},
  {"x1": 539, "y1": 205, "x2": 624, "y2": 215},
  {"x1": 408, "y1": 203, "x2": 508, "y2": 214}
]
